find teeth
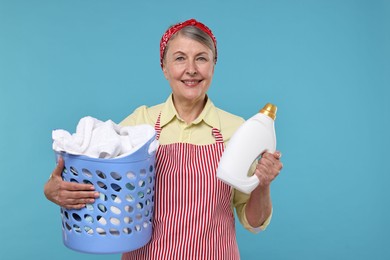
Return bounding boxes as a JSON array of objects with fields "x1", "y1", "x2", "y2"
[{"x1": 183, "y1": 80, "x2": 199, "y2": 85}]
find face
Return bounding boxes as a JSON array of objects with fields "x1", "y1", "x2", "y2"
[{"x1": 162, "y1": 34, "x2": 215, "y2": 105}]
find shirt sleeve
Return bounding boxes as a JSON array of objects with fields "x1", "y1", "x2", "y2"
[{"x1": 120, "y1": 105, "x2": 154, "y2": 126}]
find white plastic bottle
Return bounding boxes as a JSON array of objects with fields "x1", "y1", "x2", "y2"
[{"x1": 216, "y1": 103, "x2": 277, "y2": 194}]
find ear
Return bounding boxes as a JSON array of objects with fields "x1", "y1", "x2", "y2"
[{"x1": 162, "y1": 65, "x2": 169, "y2": 80}]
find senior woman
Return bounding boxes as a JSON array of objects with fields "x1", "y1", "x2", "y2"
[{"x1": 44, "y1": 18, "x2": 283, "y2": 259}]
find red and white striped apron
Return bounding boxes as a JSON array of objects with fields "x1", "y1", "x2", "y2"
[{"x1": 122, "y1": 114, "x2": 239, "y2": 260}]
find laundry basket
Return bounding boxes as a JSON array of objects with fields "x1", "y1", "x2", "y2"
[{"x1": 55, "y1": 134, "x2": 156, "y2": 254}]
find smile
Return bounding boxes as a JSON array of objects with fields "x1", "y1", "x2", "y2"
[{"x1": 182, "y1": 80, "x2": 202, "y2": 86}]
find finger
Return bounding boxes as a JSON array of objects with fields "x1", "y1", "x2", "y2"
[
  {"x1": 270, "y1": 160, "x2": 282, "y2": 173},
  {"x1": 278, "y1": 162, "x2": 284, "y2": 171},
  {"x1": 261, "y1": 151, "x2": 282, "y2": 162},
  {"x1": 255, "y1": 163, "x2": 270, "y2": 176},
  {"x1": 64, "y1": 203, "x2": 88, "y2": 210},
  {"x1": 65, "y1": 195, "x2": 97, "y2": 204},
  {"x1": 257, "y1": 157, "x2": 282, "y2": 176},
  {"x1": 64, "y1": 181, "x2": 97, "y2": 192},
  {"x1": 264, "y1": 152, "x2": 283, "y2": 167},
  {"x1": 52, "y1": 157, "x2": 65, "y2": 178},
  {"x1": 59, "y1": 190, "x2": 99, "y2": 206},
  {"x1": 274, "y1": 151, "x2": 282, "y2": 159},
  {"x1": 62, "y1": 189, "x2": 99, "y2": 199},
  {"x1": 259, "y1": 155, "x2": 275, "y2": 168}
]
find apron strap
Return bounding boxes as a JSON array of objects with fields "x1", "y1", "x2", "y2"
[
  {"x1": 154, "y1": 113, "x2": 162, "y2": 140},
  {"x1": 212, "y1": 128, "x2": 224, "y2": 144}
]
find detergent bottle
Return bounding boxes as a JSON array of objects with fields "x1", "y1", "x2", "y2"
[{"x1": 216, "y1": 103, "x2": 277, "y2": 194}]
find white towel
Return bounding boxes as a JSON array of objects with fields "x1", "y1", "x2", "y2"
[{"x1": 52, "y1": 116, "x2": 158, "y2": 158}]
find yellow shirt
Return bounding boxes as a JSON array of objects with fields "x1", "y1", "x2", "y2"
[{"x1": 120, "y1": 94, "x2": 271, "y2": 232}]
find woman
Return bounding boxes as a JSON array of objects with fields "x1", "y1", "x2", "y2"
[{"x1": 44, "y1": 18, "x2": 283, "y2": 259}]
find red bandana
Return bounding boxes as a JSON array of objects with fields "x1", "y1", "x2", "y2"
[{"x1": 159, "y1": 18, "x2": 217, "y2": 68}]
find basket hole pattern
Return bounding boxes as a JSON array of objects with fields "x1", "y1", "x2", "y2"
[{"x1": 61, "y1": 163, "x2": 154, "y2": 237}]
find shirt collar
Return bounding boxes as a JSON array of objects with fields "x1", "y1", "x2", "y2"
[{"x1": 159, "y1": 94, "x2": 221, "y2": 130}]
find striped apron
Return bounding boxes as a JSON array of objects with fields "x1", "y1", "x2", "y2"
[{"x1": 122, "y1": 114, "x2": 239, "y2": 260}]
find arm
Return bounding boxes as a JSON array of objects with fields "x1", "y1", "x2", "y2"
[
  {"x1": 45, "y1": 105, "x2": 151, "y2": 209},
  {"x1": 245, "y1": 151, "x2": 283, "y2": 228},
  {"x1": 43, "y1": 157, "x2": 99, "y2": 209}
]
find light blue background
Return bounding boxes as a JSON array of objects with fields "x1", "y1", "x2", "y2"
[{"x1": 1, "y1": 0, "x2": 389, "y2": 259}]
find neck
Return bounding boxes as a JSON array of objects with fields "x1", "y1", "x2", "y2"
[{"x1": 172, "y1": 95, "x2": 207, "y2": 124}]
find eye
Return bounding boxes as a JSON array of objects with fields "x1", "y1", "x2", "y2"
[
  {"x1": 175, "y1": 56, "x2": 185, "y2": 61},
  {"x1": 196, "y1": 56, "x2": 208, "y2": 62}
]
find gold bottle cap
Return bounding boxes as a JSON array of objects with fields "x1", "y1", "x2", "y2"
[{"x1": 259, "y1": 103, "x2": 277, "y2": 120}]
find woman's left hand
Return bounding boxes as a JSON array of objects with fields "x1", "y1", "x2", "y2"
[
  {"x1": 245, "y1": 151, "x2": 283, "y2": 227},
  {"x1": 254, "y1": 151, "x2": 283, "y2": 188}
]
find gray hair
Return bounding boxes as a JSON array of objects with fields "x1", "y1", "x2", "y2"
[{"x1": 163, "y1": 26, "x2": 217, "y2": 64}]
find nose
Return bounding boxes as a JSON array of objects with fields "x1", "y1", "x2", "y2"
[{"x1": 186, "y1": 60, "x2": 197, "y2": 76}]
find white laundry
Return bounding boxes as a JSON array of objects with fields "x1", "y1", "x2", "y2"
[{"x1": 52, "y1": 116, "x2": 158, "y2": 158}]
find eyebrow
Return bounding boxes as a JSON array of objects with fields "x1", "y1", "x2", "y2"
[{"x1": 172, "y1": 51, "x2": 209, "y2": 56}]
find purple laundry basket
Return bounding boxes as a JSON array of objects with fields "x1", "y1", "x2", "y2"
[{"x1": 55, "y1": 135, "x2": 156, "y2": 254}]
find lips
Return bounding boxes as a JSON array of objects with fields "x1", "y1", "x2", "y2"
[{"x1": 182, "y1": 79, "x2": 202, "y2": 86}]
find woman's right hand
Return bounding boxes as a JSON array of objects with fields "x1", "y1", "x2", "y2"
[{"x1": 44, "y1": 157, "x2": 100, "y2": 209}]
